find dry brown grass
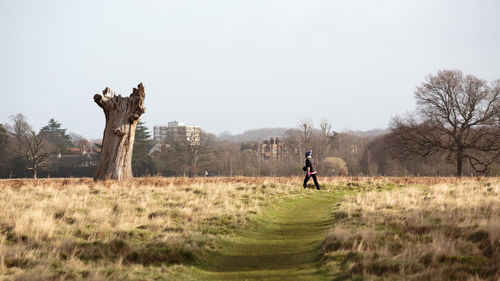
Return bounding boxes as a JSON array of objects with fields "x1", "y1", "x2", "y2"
[
  {"x1": 323, "y1": 178, "x2": 500, "y2": 281},
  {"x1": 0, "y1": 176, "x2": 337, "y2": 280},
  {"x1": 2, "y1": 176, "x2": 495, "y2": 280}
]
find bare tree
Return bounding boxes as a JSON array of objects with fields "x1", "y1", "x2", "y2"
[
  {"x1": 168, "y1": 131, "x2": 215, "y2": 177},
  {"x1": 319, "y1": 119, "x2": 333, "y2": 162},
  {"x1": 213, "y1": 141, "x2": 240, "y2": 176},
  {"x1": 282, "y1": 128, "x2": 301, "y2": 162},
  {"x1": 298, "y1": 119, "x2": 313, "y2": 153},
  {"x1": 8, "y1": 113, "x2": 32, "y2": 153},
  {"x1": 24, "y1": 131, "x2": 51, "y2": 179},
  {"x1": 390, "y1": 70, "x2": 500, "y2": 176},
  {"x1": 330, "y1": 132, "x2": 370, "y2": 175},
  {"x1": 69, "y1": 133, "x2": 92, "y2": 151},
  {"x1": 93, "y1": 83, "x2": 146, "y2": 181}
]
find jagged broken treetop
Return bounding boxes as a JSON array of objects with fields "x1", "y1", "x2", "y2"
[{"x1": 93, "y1": 83, "x2": 146, "y2": 124}]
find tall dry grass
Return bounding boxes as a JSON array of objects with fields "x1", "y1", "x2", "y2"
[
  {"x1": 1, "y1": 176, "x2": 491, "y2": 280},
  {"x1": 0, "y1": 176, "x2": 329, "y2": 280},
  {"x1": 323, "y1": 178, "x2": 500, "y2": 281}
]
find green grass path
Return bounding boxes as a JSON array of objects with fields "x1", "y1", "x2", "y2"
[{"x1": 194, "y1": 191, "x2": 341, "y2": 280}]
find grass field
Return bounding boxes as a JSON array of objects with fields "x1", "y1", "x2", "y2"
[
  {"x1": 0, "y1": 177, "x2": 498, "y2": 280},
  {"x1": 323, "y1": 179, "x2": 500, "y2": 281}
]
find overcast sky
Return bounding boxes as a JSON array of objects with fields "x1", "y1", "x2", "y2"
[{"x1": 1, "y1": 0, "x2": 499, "y2": 138}]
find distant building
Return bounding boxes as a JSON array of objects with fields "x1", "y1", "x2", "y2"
[
  {"x1": 260, "y1": 137, "x2": 286, "y2": 160},
  {"x1": 151, "y1": 121, "x2": 201, "y2": 154},
  {"x1": 240, "y1": 137, "x2": 286, "y2": 160},
  {"x1": 241, "y1": 142, "x2": 259, "y2": 153},
  {"x1": 53, "y1": 146, "x2": 100, "y2": 167},
  {"x1": 153, "y1": 121, "x2": 201, "y2": 143}
]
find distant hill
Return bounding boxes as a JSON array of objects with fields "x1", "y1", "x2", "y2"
[
  {"x1": 218, "y1": 128, "x2": 389, "y2": 143},
  {"x1": 341, "y1": 129, "x2": 389, "y2": 138},
  {"x1": 219, "y1": 128, "x2": 288, "y2": 143}
]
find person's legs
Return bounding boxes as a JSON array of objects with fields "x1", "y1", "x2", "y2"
[
  {"x1": 311, "y1": 174, "x2": 320, "y2": 190},
  {"x1": 303, "y1": 174, "x2": 310, "y2": 188}
]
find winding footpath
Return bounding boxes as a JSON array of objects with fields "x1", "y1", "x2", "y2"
[{"x1": 198, "y1": 191, "x2": 341, "y2": 280}]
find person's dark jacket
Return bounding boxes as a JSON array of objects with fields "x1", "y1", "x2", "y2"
[{"x1": 305, "y1": 157, "x2": 317, "y2": 173}]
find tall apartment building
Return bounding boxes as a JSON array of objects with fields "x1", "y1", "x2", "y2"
[{"x1": 153, "y1": 121, "x2": 201, "y2": 144}]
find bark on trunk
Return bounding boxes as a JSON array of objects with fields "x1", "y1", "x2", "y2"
[
  {"x1": 456, "y1": 151, "x2": 464, "y2": 177},
  {"x1": 93, "y1": 83, "x2": 146, "y2": 181}
]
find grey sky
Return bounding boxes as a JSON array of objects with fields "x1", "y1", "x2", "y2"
[{"x1": 1, "y1": 0, "x2": 499, "y2": 138}]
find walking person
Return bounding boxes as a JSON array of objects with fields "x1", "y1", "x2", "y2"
[{"x1": 303, "y1": 150, "x2": 320, "y2": 190}]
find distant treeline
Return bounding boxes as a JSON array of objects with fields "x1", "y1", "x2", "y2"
[{"x1": 2, "y1": 69, "x2": 500, "y2": 178}]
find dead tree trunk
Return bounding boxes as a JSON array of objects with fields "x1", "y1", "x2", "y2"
[{"x1": 93, "y1": 83, "x2": 146, "y2": 181}]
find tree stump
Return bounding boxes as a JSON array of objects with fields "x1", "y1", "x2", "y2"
[{"x1": 93, "y1": 83, "x2": 146, "y2": 181}]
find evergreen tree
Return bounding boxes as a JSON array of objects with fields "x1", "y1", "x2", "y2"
[
  {"x1": 39, "y1": 118, "x2": 72, "y2": 153},
  {"x1": 132, "y1": 121, "x2": 154, "y2": 176},
  {"x1": 0, "y1": 124, "x2": 10, "y2": 177},
  {"x1": 0, "y1": 124, "x2": 8, "y2": 147}
]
